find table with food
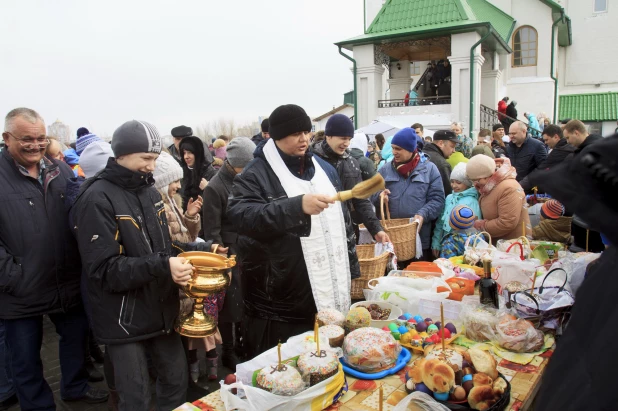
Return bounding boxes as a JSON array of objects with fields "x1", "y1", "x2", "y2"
[{"x1": 173, "y1": 233, "x2": 597, "y2": 411}]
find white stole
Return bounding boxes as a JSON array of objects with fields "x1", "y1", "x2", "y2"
[{"x1": 262, "y1": 139, "x2": 351, "y2": 314}]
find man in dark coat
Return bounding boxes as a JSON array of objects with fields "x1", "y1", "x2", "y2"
[
  {"x1": 531, "y1": 133, "x2": 618, "y2": 410},
  {"x1": 72, "y1": 120, "x2": 207, "y2": 410},
  {"x1": 202, "y1": 137, "x2": 256, "y2": 369},
  {"x1": 228, "y1": 104, "x2": 360, "y2": 359},
  {"x1": 312, "y1": 114, "x2": 388, "y2": 244},
  {"x1": 179, "y1": 136, "x2": 217, "y2": 210},
  {"x1": 251, "y1": 118, "x2": 270, "y2": 146},
  {"x1": 519, "y1": 124, "x2": 574, "y2": 191},
  {"x1": 505, "y1": 121, "x2": 547, "y2": 186},
  {"x1": 563, "y1": 119, "x2": 603, "y2": 162},
  {"x1": 504, "y1": 100, "x2": 518, "y2": 131},
  {"x1": 0, "y1": 108, "x2": 108, "y2": 410},
  {"x1": 423, "y1": 130, "x2": 458, "y2": 195}
]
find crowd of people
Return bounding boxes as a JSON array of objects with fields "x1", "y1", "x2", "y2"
[{"x1": 0, "y1": 104, "x2": 615, "y2": 411}]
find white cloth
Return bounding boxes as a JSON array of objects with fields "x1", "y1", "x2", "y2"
[{"x1": 262, "y1": 139, "x2": 351, "y2": 313}]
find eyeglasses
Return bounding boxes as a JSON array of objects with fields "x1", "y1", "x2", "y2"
[{"x1": 5, "y1": 132, "x2": 50, "y2": 149}]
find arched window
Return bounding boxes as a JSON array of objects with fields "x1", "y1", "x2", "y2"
[{"x1": 512, "y1": 26, "x2": 538, "y2": 67}]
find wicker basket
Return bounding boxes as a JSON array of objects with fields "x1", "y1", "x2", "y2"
[
  {"x1": 380, "y1": 196, "x2": 418, "y2": 261},
  {"x1": 351, "y1": 244, "x2": 390, "y2": 299}
]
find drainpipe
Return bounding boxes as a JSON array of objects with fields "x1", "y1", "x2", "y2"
[
  {"x1": 550, "y1": 13, "x2": 564, "y2": 123},
  {"x1": 339, "y1": 46, "x2": 358, "y2": 129},
  {"x1": 469, "y1": 27, "x2": 492, "y2": 140}
]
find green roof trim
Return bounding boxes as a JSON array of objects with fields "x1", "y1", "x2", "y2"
[
  {"x1": 337, "y1": 0, "x2": 514, "y2": 52},
  {"x1": 559, "y1": 93, "x2": 618, "y2": 122},
  {"x1": 539, "y1": 0, "x2": 572, "y2": 46}
]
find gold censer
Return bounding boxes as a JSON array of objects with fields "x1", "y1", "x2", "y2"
[{"x1": 175, "y1": 251, "x2": 236, "y2": 337}]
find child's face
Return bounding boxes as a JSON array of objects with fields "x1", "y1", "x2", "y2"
[
  {"x1": 451, "y1": 180, "x2": 468, "y2": 193},
  {"x1": 168, "y1": 180, "x2": 181, "y2": 197}
]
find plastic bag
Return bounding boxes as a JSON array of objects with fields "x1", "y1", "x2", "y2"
[
  {"x1": 570, "y1": 252, "x2": 601, "y2": 295},
  {"x1": 491, "y1": 251, "x2": 542, "y2": 294},
  {"x1": 363, "y1": 276, "x2": 451, "y2": 314},
  {"x1": 463, "y1": 232, "x2": 495, "y2": 266},
  {"x1": 495, "y1": 313, "x2": 544, "y2": 353},
  {"x1": 376, "y1": 241, "x2": 398, "y2": 272},
  {"x1": 459, "y1": 301, "x2": 500, "y2": 342},
  {"x1": 392, "y1": 391, "x2": 450, "y2": 411},
  {"x1": 496, "y1": 237, "x2": 531, "y2": 259}
]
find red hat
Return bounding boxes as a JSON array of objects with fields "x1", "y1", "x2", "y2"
[{"x1": 541, "y1": 199, "x2": 565, "y2": 220}]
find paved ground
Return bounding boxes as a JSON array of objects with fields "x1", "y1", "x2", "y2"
[{"x1": 8, "y1": 317, "x2": 232, "y2": 411}]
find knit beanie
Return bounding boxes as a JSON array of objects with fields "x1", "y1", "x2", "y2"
[
  {"x1": 261, "y1": 118, "x2": 269, "y2": 133},
  {"x1": 449, "y1": 205, "x2": 476, "y2": 230},
  {"x1": 226, "y1": 137, "x2": 256, "y2": 168},
  {"x1": 76, "y1": 127, "x2": 90, "y2": 138},
  {"x1": 541, "y1": 199, "x2": 565, "y2": 220},
  {"x1": 471, "y1": 145, "x2": 495, "y2": 159},
  {"x1": 450, "y1": 162, "x2": 472, "y2": 187},
  {"x1": 213, "y1": 139, "x2": 226, "y2": 149},
  {"x1": 111, "y1": 120, "x2": 162, "y2": 158},
  {"x1": 391, "y1": 127, "x2": 418, "y2": 153},
  {"x1": 493, "y1": 124, "x2": 504, "y2": 132},
  {"x1": 171, "y1": 125, "x2": 192, "y2": 138},
  {"x1": 325, "y1": 114, "x2": 355, "y2": 138},
  {"x1": 153, "y1": 151, "x2": 184, "y2": 190},
  {"x1": 76, "y1": 133, "x2": 102, "y2": 156},
  {"x1": 268, "y1": 104, "x2": 312, "y2": 140},
  {"x1": 466, "y1": 154, "x2": 496, "y2": 179},
  {"x1": 80, "y1": 141, "x2": 114, "y2": 178}
]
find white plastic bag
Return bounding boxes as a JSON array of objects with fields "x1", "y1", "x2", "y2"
[
  {"x1": 363, "y1": 276, "x2": 450, "y2": 314},
  {"x1": 570, "y1": 253, "x2": 601, "y2": 295},
  {"x1": 392, "y1": 392, "x2": 450, "y2": 411},
  {"x1": 491, "y1": 251, "x2": 542, "y2": 294},
  {"x1": 410, "y1": 217, "x2": 423, "y2": 260}
]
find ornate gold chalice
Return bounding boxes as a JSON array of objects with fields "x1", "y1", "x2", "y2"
[{"x1": 175, "y1": 251, "x2": 236, "y2": 337}]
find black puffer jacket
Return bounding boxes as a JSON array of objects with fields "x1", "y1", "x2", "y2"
[
  {"x1": 71, "y1": 159, "x2": 181, "y2": 344},
  {"x1": 349, "y1": 148, "x2": 377, "y2": 181},
  {"x1": 179, "y1": 136, "x2": 217, "y2": 209},
  {"x1": 0, "y1": 151, "x2": 82, "y2": 319},
  {"x1": 491, "y1": 139, "x2": 507, "y2": 158},
  {"x1": 423, "y1": 142, "x2": 453, "y2": 196},
  {"x1": 506, "y1": 137, "x2": 547, "y2": 183},
  {"x1": 313, "y1": 141, "x2": 382, "y2": 236},
  {"x1": 227, "y1": 143, "x2": 360, "y2": 323},
  {"x1": 519, "y1": 139, "x2": 574, "y2": 191}
]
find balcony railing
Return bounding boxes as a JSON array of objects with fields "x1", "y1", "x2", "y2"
[
  {"x1": 480, "y1": 104, "x2": 542, "y2": 136},
  {"x1": 378, "y1": 96, "x2": 451, "y2": 108}
]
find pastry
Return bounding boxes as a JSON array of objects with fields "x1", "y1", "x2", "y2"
[
  {"x1": 425, "y1": 348, "x2": 463, "y2": 372},
  {"x1": 297, "y1": 349, "x2": 339, "y2": 386},
  {"x1": 472, "y1": 372, "x2": 493, "y2": 387},
  {"x1": 468, "y1": 348, "x2": 498, "y2": 380},
  {"x1": 319, "y1": 324, "x2": 345, "y2": 348},
  {"x1": 344, "y1": 307, "x2": 371, "y2": 334},
  {"x1": 493, "y1": 377, "x2": 508, "y2": 395},
  {"x1": 317, "y1": 309, "x2": 345, "y2": 327},
  {"x1": 468, "y1": 385, "x2": 501, "y2": 410},
  {"x1": 421, "y1": 359, "x2": 455, "y2": 394},
  {"x1": 256, "y1": 363, "x2": 305, "y2": 396},
  {"x1": 342, "y1": 327, "x2": 401, "y2": 373}
]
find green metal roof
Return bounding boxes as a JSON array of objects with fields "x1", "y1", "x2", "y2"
[
  {"x1": 539, "y1": 0, "x2": 572, "y2": 46},
  {"x1": 559, "y1": 93, "x2": 618, "y2": 122},
  {"x1": 337, "y1": 0, "x2": 515, "y2": 52}
]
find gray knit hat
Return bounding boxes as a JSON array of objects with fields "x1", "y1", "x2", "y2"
[
  {"x1": 226, "y1": 137, "x2": 256, "y2": 168},
  {"x1": 80, "y1": 141, "x2": 114, "y2": 178},
  {"x1": 111, "y1": 120, "x2": 162, "y2": 158},
  {"x1": 153, "y1": 151, "x2": 184, "y2": 189}
]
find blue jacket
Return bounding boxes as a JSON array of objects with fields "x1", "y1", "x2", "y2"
[
  {"x1": 372, "y1": 159, "x2": 445, "y2": 249},
  {"x1": 526, "y1": 113, "x2": 541, "y2": 138},
  {"x1": 431, "y1": 187, "x2": 482, "y2": 250},
  {"x1": 378, "y1": 136, "x2": 394, "y2": 169}
]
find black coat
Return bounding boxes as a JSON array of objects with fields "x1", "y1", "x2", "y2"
[
  {"x1": 313, "y1": 141, "x2": 383, "y2": 236},
  {"x1": 519, "y1": 139, "x2": 574, "y2": 191},
  {"x1": 0, "y1": 151, "x2": 82, "y2": 319},
  {"x1": 564, "y1": 134, "x2": 603, "y2": 163},
  {"x1": 179, "y1": 136, "x2": 217, "y2": 210},
  {"x1": 505, "y1": 103, "x2": 518, "y2": 123},
  {"x1": 71, "y1": 159, "x2": 181, "y2": 344},
  {"x1": 491, "y1": 140, "x2": 507, "y2": 158},
  {"x1": 349, "y1": 148, "x2": 377, "y2": 181},
  {"x1": 505, "y1": 137, "x2": 547, "y2": 183},
  {"x1": 227, "y1": 143, "x2": 360, "y2": 324},
  {"x1": 423, "y1": 142, "x2": 453, "y2": 196},
  {"x1": 202, "y1": 162, "x2": 242, "y2": 323},
  {"x1": 168, "y1": 141, "x2": 215, "y2": 165},
  {"x1": 251, "y1": 133, "x2": 266, "y2": 146}
]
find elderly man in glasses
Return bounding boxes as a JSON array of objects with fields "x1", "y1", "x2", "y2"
[{"x1": 0, "y1": 108, "x2": 108, "y2": 410}]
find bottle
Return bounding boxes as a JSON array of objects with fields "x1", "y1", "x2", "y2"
[{"x1": 479, "y1": 259, "x2": 499, "y2": 309}]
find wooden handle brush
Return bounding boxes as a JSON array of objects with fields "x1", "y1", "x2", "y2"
[{"x1": 331, "y1": 174, "x2": 385, "y2": 202}]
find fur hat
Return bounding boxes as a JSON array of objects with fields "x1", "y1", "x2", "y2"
[
  {"x1": 268, "y1": 104, "x2": 312, "y2": 140},
  {"x1": 450, "y1": 205, "x2": 476, "y2": 230},
  {"x1": 226, "y1": 137, "x2": 256, "y2": 168},
  {"x1": 541, "y1": 199, "x2": 565, "y2": 220},
  {"x1": 111, "y1": 120, "x2": 162, "y2": 158},
  {"x1": 450, "y1": 162, "x2": 472, "y2": 187},
  {"x1": 466, "y1": 155, "x2": 496, "y2": 180},
  {"x1": 391, "y1": 128, "x2": 418, "y2": 153},
  {"x1": 213, "y1": 139, "x2": 226, "y2": 149},
  {"x1": 80, "y1": 141, "x2": 114, "y2": 178},
  {"x1": 153, "y1": 151, "x2": 184, "y2": 190}
]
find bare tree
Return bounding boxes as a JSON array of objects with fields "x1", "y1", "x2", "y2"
[{"x1": 194, "y1": 118, "x2": 259, "y2": 141}]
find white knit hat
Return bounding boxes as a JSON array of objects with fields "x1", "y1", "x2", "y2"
[
  {"x1": 153, "y1": 151, "x2": 183, "y2": 189},
  {"x1": 450, "y1": 162, "x2": 472, "y2": 187},
  {"x1": 80, "y1": 141, "x2": 114, "y2": 178}
]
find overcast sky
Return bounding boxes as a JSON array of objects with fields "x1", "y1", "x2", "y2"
[{"x1": 1, "y1": 0, "x2": 363, "y2": 138}]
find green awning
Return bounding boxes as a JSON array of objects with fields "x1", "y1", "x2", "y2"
[{"x1": 559, "y1": 93, "x2": 618, "y2": 122}]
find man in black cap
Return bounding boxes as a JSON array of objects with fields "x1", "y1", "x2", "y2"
[
  {"x1": 491, "y1": 123, "x2": 507, "y2": 158},
  {"x1": 169, "y1": 125, "x2": 215, "y2": 169},
  {"x1": 228, "y1": 104, "x2": 360, "y2": 358},
  {"x1": 423, "y1": 130, "x2": 458, "y2": 195},
  {"x1": 532, "y1": 134, "x2": 618, "y2": 410},
  {"x1": 251, "y1": 118, "x2": 270, "y2": 146}
]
